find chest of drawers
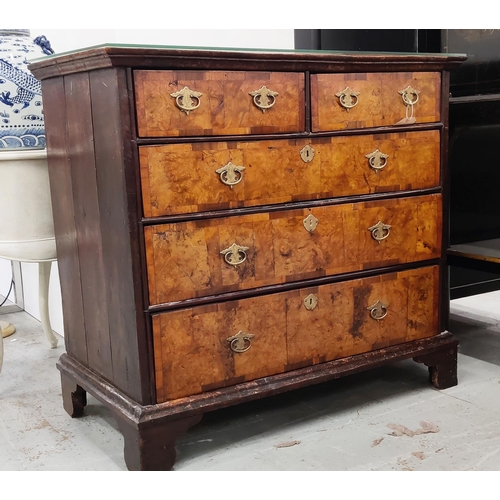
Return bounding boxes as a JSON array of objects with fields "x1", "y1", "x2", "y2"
[{"x1": 30, "y1": 45, "x2": 465, "y2": 471}]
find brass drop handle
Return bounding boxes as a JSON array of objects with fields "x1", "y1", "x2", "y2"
[
  {"x1": 368, "y1": 221, "x2": 392, "y2": 242},
  {"x1": 170, "y1": 86, "x2": 202, "y2": 115},
  {"x1": 216, "y1": 162, "x2": 245, "y2": 188},
  {"x1": 367, "y1": 300, "x2": 389, "y2": 320},
  {"x1": 220, "y1": 243, "x2": 249, "y2": 267},
  {"x1": 365, "y1": 149, "x2": 389, "y2": 171},
  {"x1": 249, "y1": 85, "x2": 279, "y2": 112},
  {"x1": 335, "y1": 86, "x2": 359, "y2": 110},
  {"x1": 399, "y1": 85, "x2": 420, "y2": 106},
  {"x1": 227, "y1": 330, "x2": 254, "y2": 353}
]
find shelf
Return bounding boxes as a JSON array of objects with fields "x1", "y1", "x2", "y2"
[{"x1": 448, "y1": 238, "x2": 500, "y2": 265}]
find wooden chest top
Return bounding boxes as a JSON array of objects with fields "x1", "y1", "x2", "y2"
[{"x1": 29, "y1": 44, "x2": 466, "y2": 79}]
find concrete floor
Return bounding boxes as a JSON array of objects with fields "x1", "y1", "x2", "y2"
[{"x1": 1, "y1": 292, "x2": 500, "y2": 471}]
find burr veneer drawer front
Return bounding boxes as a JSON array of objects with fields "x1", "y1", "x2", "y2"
[
  {"x1": 152, "y1": 265, "x2": 439, "y2": 402},
  {"x1": 134, "y1": 70, "x2": 305, "y2": 137},
  {"x1": 144, "y1": 193, "x2": 442, "y2": 305},
  {"x1": 311, "y1": 72, "x2": 441, "y2": 131},
  {"x1": 140, "y1": 130, "x2": 440, "y2": 217}
]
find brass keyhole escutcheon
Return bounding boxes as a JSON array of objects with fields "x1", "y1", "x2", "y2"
[
  {"x1": 170, "y1": 86, "x2": 202, "y2": 115},
  {"x1": 220, "y1": 243, "x2": 250, "y2": 267},
  {"x1": 216, "y1": 162, "x2": 245, "y2": 188},
  {"x1": 368, "y1": 221, "x2": 391, "y2": 242},
  {"x1": 304, "y1": 294, "x2": 318, "y2": 311},
  {"x1": 226, "y1": 330, "x2": 254, "y2": 353},
  {"x1": 335, "y1": 86, "x2": 359, "y2": 110},
  {"x1": 365, "y1": 149, "x2": 389, "y2": 171},
  {"x1": 303, "y1": 214, "x2": 319, "y2": 233},
  {"x1": 249, "y1": 85, "x2": 279, "y2": 112},
  {"x1": 300, "y1": 145, "x2": 315, "y2": 163},
  {"x1": 367, "y1": 300, "x2": 389, "y2": 320},
  {"x1": 399, "y1": 85, "x2": 420, "y2": 106}
]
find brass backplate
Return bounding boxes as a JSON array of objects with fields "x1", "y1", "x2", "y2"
[
  {"x1": 367, "y1": 300, "x2": 389, "y2": 320},
  {"x1": 300, "y1": 145, "x2": 315, "y2": 163},
  {"x1": 303, "y1": 214, "x2": 319, "y2": 233},
  {"x1": 170, "y1": 86, "x2": 202, "y2": 115},
  {"x1": 249, "y1": 85, "x2": 278, "y2": 112},
  {"x1": 304, "y1": 294, "x2": 318, "y2": 311},
  {"x1": 226, "y1": 330, "x2": 254, "y2": 353}
]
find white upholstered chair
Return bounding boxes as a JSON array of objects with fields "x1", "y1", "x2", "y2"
[{"x1": 0, "y1": 148, "x2": 58, "y2": 374}]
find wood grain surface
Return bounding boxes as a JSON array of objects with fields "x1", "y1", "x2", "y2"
[
  {"x1": 153, "y1": 266, "x2": 439, "y2": 401},
  {"x1": 144, "y1": 194, "x2": 442, "y2": 305},
  {"x1": 311, "y1": 72, "x2": 441, "y2": 131},
  {"x1": 31, "y1": 44, "x2": 460, "y2": 471},
  {"x1": 41, "y1": 69, "x2": 153, "y2": 404},
  {"x1": 140, "y1": 130, "x2": 440, "y2": 217},
  {"x1": 134, "y1": 70, "x2": 305, "y2": 137}
]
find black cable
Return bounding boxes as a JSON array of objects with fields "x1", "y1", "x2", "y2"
[{"x1": 0, "y1": 279, "x2": 14, "y2": 307}]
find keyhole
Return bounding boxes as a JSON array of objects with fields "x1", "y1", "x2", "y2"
[
  {"x1": 304, "y1": 293, "x2": 318, "y2": 310},
  {"x1": 300, "y1": 145, "x2": 315, "y2": 163}
]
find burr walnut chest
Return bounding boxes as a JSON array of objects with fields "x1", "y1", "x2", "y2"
[{"x1": 30, "y1": 45, "x2": 465, "y2": 471}]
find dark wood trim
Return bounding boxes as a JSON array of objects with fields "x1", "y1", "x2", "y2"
[
  {"x1": 413, "y1": 343, "x2": 458, "y2": 389},
  {"x1": 57, "y1": 331, "x2": 458, "y2": 427},
  {"x1": 66, "y1": 71, "x2": 114, "y2": 383},
  {"x1": 146, "y1": 259, "x2": 441, "y2": 313},
  {"x1": 440, "y1": 70, "x2": 451, "y2": 333},
  {"x1": 87, "y1": 68, "x2": 139, "y2": 400},
  {"x1": 304, "y1": 70, "x2": 311, "y2": 132},
  {"x1": 123, "y1": 67, "x2": 157, "y2": 402},
  {"x1": 29, "y1": 45, "x2": 467, "y2": 80},
  {"x1": 116, "y1": 67, "x2": 155, "y2": 405},
  {"x1": 135, "y1": 122, "x2": 443, "y2": 146},
  {"x1": 141, "y1": 187, "x2": 443, "y2": 226},
  {"x1": 59, "y1": 330, "x2": 457, "y2": 470},
  {"x1": 126, "y1": 68, "x2": 144, "y2": 220},
  {"x1": 41, "y1": 77, "x2": 88, "y2": 363},
  {"x1": 116, "y1": 412, "x2": 203, "y2": 471}
]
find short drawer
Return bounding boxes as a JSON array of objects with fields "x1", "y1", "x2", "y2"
[
  {"x1": 311, "y1": 72, "x2": 441, "y2": 131},
  {"x1": 153, "y1": 265, "x2": 439, "y2": 402},
  {"x1": 134, "y1": 70, "x2": 305, "y2": 137},
  {"x1": 144, "y1": 194, "x2": 442, "y2": 305},
  {"x1": 140, "y1": 130, "x2": 440, "y2": 217}
]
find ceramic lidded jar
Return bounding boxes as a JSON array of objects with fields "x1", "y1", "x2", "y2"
[{"x1": 0, "y1": 29, "x2": 54, "y2": 149}]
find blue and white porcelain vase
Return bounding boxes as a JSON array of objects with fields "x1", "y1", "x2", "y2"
[{"x1": 0, "y1": 29, "x2": 54, "y2": 149}]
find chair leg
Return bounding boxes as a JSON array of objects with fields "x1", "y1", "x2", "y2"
[
  {"x1": 39, "y1": 261, "x2": 58, "y2": 348},
  {"x1": 0, "y1": 329, "x2": 3, "y2": 374}
]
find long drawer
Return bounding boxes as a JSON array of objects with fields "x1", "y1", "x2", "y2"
[
  {"x1": 144, "y1": 193, "x2": 442, "y2": 305},
  {"x1": 140, "y1": 130, "x2": 440, "y2": 217},
  {"x1": 152, "y1": 265, "x2": 439, "y2": 402},
  {"x1": 134, "y1": 70, "x2": 305, "y2": 137},
  {"x1": 311, "y1": 71, "x2": 441, "y2": 131}
]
